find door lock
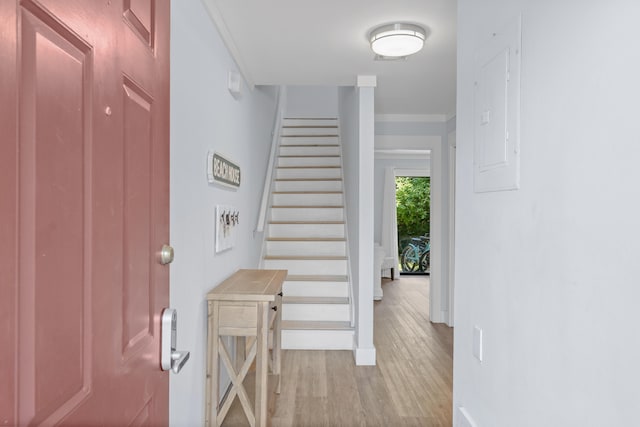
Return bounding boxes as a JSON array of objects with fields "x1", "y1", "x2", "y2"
[
  {"x1": 161, "y1": 308, "x2": 190, "y2": 373},
  {"x1": 159, "y1": 244, "x2": 174, "y2": 265}
]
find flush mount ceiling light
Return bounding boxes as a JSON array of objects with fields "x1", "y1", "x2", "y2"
[{"x1": 369, "y1": 23, "x2": 426, "y2": 58}]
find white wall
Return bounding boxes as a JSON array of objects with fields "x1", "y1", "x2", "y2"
[
  {"x1": 286, "y1": 85, "x2": 338, "y2": 118},
  {"x1": 170, "y1": 1, "x2": 278, "y2": 425},
  {"x1": 454, "y1": 1, "x2": 640, "y2": 426}
]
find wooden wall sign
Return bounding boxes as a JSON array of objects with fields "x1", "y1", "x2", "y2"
[{"x1": 208, "y1": 151, "x2": 241, "y2": 188}]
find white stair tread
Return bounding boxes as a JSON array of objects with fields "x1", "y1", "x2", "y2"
[
  {"x1": 273, "y1": 191, "x2": 342, "y2": 194},
  {"x1": 286, "y1": 275, "x2": 348, "y2": 282},
  {"x1": 282, "y1": 125, "x2": 338, "y2": 128},
  {"x1": 278, "y1": 155, "x2": 340, "y2": 158},
  {"x1": 276, "y1": 178, "x2": 342, "y2": 181},
  {"x1": 283, "y1": 117, "x2": 338, "y2": 120},
  {"x1": 271, "y1": 205, "x2": 343, "y2": 208},
  {"x1": 281, "y1": 320, "x2": 352, "y2": 330},
  {"x1": 282, "y1": 296, "x2": 349, "y2": 305},
  {"x1": 269, "y1": 220, "x2": 344, "y2": 224},
  {"x1": 281, "y1": 134, "x2": 339, "y2": 138},
  {"x1": 277, "y1": 166, "x2": 340, "y2": 169},
  {"x1": 279, "y1": 144, "x2": 340, "y2": 147},
  {"x1": 267, "y1": 237, "x2": 345, "y2": 242},
  {"x1": 264, "y1": 255, "x2": 346, "y2": 260}
]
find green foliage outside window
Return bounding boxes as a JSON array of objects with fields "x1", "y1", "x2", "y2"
[{"x1": 395, "y1": 176, "x2": 430, "y2": 246}]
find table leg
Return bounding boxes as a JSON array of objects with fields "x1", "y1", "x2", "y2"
[
  {"x1": 274, "y1": 295, "x2": 282, "y2": 394},
  {"x1": 255, "y1": 302, "x2": 269, "y2": 427},
  {"x1": 210, "y1": 301, "x2": 221, "y2": 426}
]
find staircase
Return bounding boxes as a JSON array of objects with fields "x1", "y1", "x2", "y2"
[{"x1": 262, "y1": 118, "x2": 354, "y2": 350}]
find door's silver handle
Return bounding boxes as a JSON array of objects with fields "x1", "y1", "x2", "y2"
[
  {"x1": 161, "y1": 308, "x2": 190, "y2": 374},
  {"x1": 170, "y1": 351, "x2": 190, "y2": 374}
]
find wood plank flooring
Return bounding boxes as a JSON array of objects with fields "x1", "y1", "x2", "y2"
[{"x1": 267, "y1": 276, "x2": 453, "y2": 427}]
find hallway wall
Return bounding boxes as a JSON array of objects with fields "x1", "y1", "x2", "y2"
[
  {"x1": 455, "y1": 1, "x2": 640, "y2": 425},
  {"x1": 170, "y1": 1, "x2": 278, "y2": 424}
]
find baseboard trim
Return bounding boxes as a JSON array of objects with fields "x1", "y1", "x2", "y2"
[
  {"x1": 430, "y1": 309, "x2": 449, "y2": 324},
  {"x1": 353, "y1": 346, "x2": 376, "y2": 366}
]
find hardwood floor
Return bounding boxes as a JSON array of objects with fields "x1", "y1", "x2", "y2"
[{"x1": 267, "y1": 275, "x2": 454, "y2": 427}]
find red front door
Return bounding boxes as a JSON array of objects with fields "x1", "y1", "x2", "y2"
[{"x1": 0, "y1": 1, "x2": 170, "y2": 425}]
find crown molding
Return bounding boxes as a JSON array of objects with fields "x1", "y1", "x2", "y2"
[
  {"x1": 202, "y1": 0, "x2": 255, "y2": 89},
  {"x1": 375, "y1": 149, "x2": 431, "y2": 160}
]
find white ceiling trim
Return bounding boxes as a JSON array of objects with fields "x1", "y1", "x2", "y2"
[
  {"x1": 202, "y1": 0, "x2": 255, "y2": 89},
  {"x1": 394, "y1": 168, "x2": 430, "y2": 177},
  {"x1": 375, "y1": 149, "x2": 431, "y2": 160},
  {"x1": 375, "y1": 135, "x2": 441, "y2": 150},
  {"x1": 375, "y1": 114, "x2": 448, "y2": 123}
]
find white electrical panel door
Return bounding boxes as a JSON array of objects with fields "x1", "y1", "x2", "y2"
[{"x1": 474, "y1": 16, "x2": 521, "y2": 192}]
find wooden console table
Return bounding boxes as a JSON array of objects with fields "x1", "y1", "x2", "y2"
[{"x1": 205, "y1": 269, "x2": 286, "y2": 427}]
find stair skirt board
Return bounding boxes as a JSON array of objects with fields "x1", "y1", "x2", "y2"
[{"x1": 281, "y1": 329, "x2": 354, "y2": 350}]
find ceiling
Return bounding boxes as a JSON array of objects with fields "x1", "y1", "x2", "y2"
[{"x1": 204, "y1": 0, "x2": 457, "y2": 116}]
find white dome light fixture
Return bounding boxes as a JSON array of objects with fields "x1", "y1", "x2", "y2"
[{"x1": 369, "y1": 23, "x2": 426, "y2": 58}]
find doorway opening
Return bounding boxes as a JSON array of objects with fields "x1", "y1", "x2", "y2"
[{"x1": 396, "y1": 176, "x2": 431, "y2": 275}]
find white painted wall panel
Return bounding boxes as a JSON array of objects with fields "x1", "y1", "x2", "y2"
[
  {"x1": 455, "y1": 1, "x2": 640, "y2": 426},
  {"x1": 170, "y1": 2, "x2": 278, "y2": 425},
  {"x1": 286, "y1": 85, "x2": 338, "y2": 118}
]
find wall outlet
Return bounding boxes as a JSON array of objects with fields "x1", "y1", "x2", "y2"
[{"x1": 473, "y1": 326, "x2": 483, "y2": 362}]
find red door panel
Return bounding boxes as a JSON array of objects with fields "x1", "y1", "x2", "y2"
[
  {"x1": 1, "y1": 0, "x2": 170, "y2": 425},
  {"x1": 18, "y1": 7, "x2": 91, "y2": 423}
]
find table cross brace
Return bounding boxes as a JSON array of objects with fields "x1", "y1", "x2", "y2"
[{"x1": 216, "y1": 337, "x2": 258, "y2": 426}]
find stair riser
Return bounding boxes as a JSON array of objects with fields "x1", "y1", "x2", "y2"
[
  {"x1": 282, "y1": 304, "x2": 350, "y2": 321},
  {"x1": 276, "y1": 168, "x2": 341, "y2": 179},
  {"x1": 272, "y1": 193, "x2": 342, "y2": 206},
  {"x1": 282, "y1": 119, "x2": 337, "y2": 127},
  {"x1": 263, "y1": 259, "x2": 348, "y2": 276},
  {"x1": 282, "y1": 281, "x2": 349, "y2": 297},
  {"x1": 278, "y1": 156, "x2": 340, "y2": 167},
  {"x1": 281, "y1": 330, "x2": 354, "y2": 350},
  {"x1": 281, "y1": 127, "x2": 338, "y2": 136},
  {"x1": 281, "y1": 137, "x2": 339, "y2": 146},
  {"x1": 266, "y1": 241, "x2": 346, "y2": 256},
  {"x1": 280, "y1": 146, "x2": 341, "y2": 156},
  {"x1": 270, "y1": 208, "x2": 343, "y2": 222},
  {"x1": 275, "y1": 180, "x2": 342, "y2": 192},
  {"x1": 268, "y1": 223, "x2": 345, "y2": 238}
]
